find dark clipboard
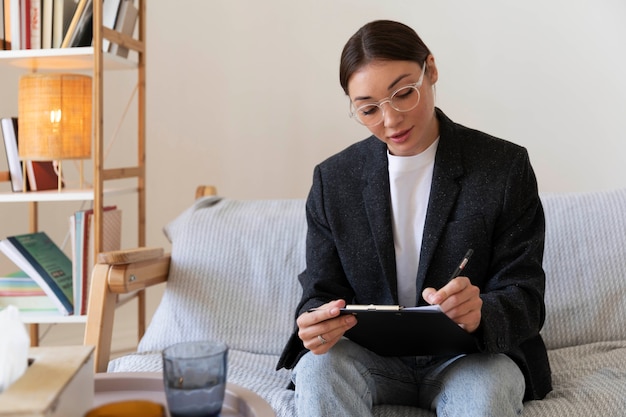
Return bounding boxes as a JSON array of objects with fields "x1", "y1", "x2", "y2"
[{"x1": 339, "y1": 305, "x2": 479, "y2": 357}]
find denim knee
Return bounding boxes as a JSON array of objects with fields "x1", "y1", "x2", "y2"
[
  {"x1": 431, "y1": 353, "x2": 525, "y2": 417},
  {"x1": 292, "y1": 339, "x2": 376, "y2": 417}
]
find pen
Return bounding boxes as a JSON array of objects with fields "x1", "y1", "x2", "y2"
[{"x1": 448, "y1": 249, "x2": 473, "y2": 281}]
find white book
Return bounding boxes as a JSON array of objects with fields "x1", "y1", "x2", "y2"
[
  {"x1": 52, "y1": 0, "x2": 78, "y2": 48},
  {"x1": 10, "y1": 0, "x2": 20, "y2": 49},
  {"x1": 101, "y1": 0, "x2": 121, "y2": 51},
  {"x1": 109, "y1": 0, "x2": 136, "y2": 58},
  {"x1": 41, "y1": 0, "x2": 53, "y2": 48},
  {"x1": 0, "y1": 117, "x2": 24, "y2": 192}
]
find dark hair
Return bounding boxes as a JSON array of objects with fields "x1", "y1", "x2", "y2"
[{"x1": 339, "y1": 20, "x2": 432, "y2": 95}]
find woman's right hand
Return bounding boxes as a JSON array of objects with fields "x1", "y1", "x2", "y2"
[{"x1": 297, "y1": 299, "x2": 357, "y2": 354}]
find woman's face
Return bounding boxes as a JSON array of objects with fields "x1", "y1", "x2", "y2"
[{"x1": 347, "y1": 57, "x2": 439, "y2": 156}]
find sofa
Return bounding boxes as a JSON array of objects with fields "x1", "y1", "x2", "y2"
[{"x1": 89, "y1": 187, "x2": 626, "y2": 416}]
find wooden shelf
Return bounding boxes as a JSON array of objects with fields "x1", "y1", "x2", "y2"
[
  {"x1": 19, "y1": 311, "x2": 87, "y2": 324},
  {"x1": 0, "y1": 46, "x2": 138, "y2": 71},
  {"x1": 0, "y1": 0, "x2": 147, "y2": 352},
  {"x1": 0, "y1": 186, "x2": 139, "y2": 203}
]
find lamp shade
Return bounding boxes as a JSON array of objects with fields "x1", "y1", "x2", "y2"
[{"x1": 18, "y1": 73, "x2": 92, "y2": 161}]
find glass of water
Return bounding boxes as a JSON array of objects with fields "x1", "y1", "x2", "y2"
[{"x1": 162, "y1": 340, "x2": 228, "y2": 417}]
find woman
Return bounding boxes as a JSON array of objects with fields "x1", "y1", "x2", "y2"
[{"x1": 277, "y1": 20, "x2": 551, "y2": 416}]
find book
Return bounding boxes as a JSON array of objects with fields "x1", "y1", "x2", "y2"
[
  {"x1": 3, "y1": 0, "x2": 12, "y2": 50},
  {"x1": 9, "y1": 0, "x2": 20, "y2": 49},
  {"x1": 60, "y1": 0, "x2": 90, "y2": 48},
  {"x1": 19, "y1": 0, "x2": 29, "y2": 49},
  {"x1": 25, "y1": 159, "x2": 63, "y2": 190},
  {"x1": 70, "y1": 206, "x2": 121, "y2": 314},
  {"x1": 101, "y1": 0, "x2": 121, "y2": 51},
  {"x1": 1, "y1": 116, "x2": 63, "y2": 191},
  {"x1": 0, "y1": 0, "x2": 4, "y2": 49},
  {"x1": 108, "y1": 0, "x2": 136, "y2": 58},
  {"x1": 41, "y1": 0, "x2": 52, "y2": 48},
  {"x1": 52, "y1": 0, "x2": 78, "y2": 48},
  {"x1": 1, "y1": 117, "x2": 24, "y2": 192},
  {"x1": 0, "y1": 231, "x2": 73, "y2": 315},
  {"x1": 0, "y1": 271, "x2": 57, "y2": 311},
  {"x1": 28, "y1": 0, "x2": 41, "y2": 49}
]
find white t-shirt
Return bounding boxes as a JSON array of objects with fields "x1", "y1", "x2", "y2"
[{"x1": 387, "y1": 139, "x2": 439, "y2": 307}]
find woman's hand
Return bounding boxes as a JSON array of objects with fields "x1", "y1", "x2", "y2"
[
  {"x1": 297, "y1": 299, "x2": 357, "y2": 354},
  {"x1": 422, "y1": 276, "x2": 482, "y2": 333}
]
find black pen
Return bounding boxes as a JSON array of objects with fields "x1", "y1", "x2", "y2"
[{"x1": 448, "y1": 249, "x2": 473, "y2": 281}]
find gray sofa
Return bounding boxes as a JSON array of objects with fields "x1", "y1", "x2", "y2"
[{"x1": 106, "y1": 188, "x2": 626, "y2": 416}]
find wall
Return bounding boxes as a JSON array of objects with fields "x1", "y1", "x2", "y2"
[{"x1": 145, "y1": 0, "x2": 626, "y2": 250}]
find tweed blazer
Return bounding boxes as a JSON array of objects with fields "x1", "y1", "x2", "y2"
[{"x1": 277, "y1": 108, "x2": 552, "y2": 400}]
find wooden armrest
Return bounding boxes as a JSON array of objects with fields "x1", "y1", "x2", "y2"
[
  {"x1": 195, "y1": 185, "x2": 217, "y2": 200},
  {"x1": 85, "y1": 248, "x2": 171, "y2": 372},
  {"x1": 107, "y1": 252, "x2": 171, "y2": 294},
  {"x1": 97, "y1": 247, "x2": 164, "y2": 265}
]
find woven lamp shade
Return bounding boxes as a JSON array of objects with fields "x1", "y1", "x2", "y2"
[{"x1": 18, "y1": 73, "x2": 92, "y2": 161}]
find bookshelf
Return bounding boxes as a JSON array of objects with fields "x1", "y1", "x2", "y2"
[{"x1": 0, "y1": 1, "x2": 147, "y2": 345}]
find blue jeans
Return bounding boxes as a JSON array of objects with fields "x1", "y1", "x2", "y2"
[{"x1": 292, "y1": 338, "x2": 525, "y2": 417}]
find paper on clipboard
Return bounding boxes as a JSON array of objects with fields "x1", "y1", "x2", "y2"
[{"x1": 339, "y1": 304, "x2": 479, "y2": 357}]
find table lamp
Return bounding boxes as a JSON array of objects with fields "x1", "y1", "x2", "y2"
[{"x1": 18, "y1": 73, "x2": 92, "y2": 191}]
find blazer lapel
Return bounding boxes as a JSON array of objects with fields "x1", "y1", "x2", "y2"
[
  {"x1": 362, "y1": 139, "x2": 398, "y2": 300},
  {"x1": 416, "y1": 114, "x2": 464, "y2": 293}
]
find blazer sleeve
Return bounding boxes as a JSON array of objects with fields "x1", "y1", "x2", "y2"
[{"x1": 475, "y1": 147, "x2": 546, "y2": 354}]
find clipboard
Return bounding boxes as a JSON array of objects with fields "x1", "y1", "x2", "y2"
[{"x1": 339, "y1": 305, "x2": 479, "y2": 356}]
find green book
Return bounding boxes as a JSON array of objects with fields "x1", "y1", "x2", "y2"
[{"x1": 0, "y1": 232, "x2": 73, "y2": 315}]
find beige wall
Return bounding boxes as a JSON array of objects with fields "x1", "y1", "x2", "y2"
[
  {"x1": 144, "y1": 0, "x2": 626, "y2": 252},
  {"x1": 1, "y1": 0, "x2": 625, "y2": 346}
]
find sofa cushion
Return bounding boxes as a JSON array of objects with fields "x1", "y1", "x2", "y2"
[
  {"x1": 540, "y1": 188, "x2": 626, "y2": 350},
  {"x1": 137, "y1": 197, "x2": 306, "y2": 356},
  {"x1": 108, "y1": 188, "x2": 626, "y2": 417}
]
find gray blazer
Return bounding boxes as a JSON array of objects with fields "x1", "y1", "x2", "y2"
[{"x1": 277, "y1": 108, "x2": 552, "y2": 400}]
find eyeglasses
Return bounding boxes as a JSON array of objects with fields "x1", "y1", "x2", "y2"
[{"x1": 350, "y1": 62, "x2": 427, "y2": 127}]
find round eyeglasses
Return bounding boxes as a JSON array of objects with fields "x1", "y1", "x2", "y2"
[{"x1": 350, "y1": 63, "x2": 427, "y2": 127}]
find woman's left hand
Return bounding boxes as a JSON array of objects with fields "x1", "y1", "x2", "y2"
[{"x1": 422, "y1": 276, "x2": 482, "y2": 333}]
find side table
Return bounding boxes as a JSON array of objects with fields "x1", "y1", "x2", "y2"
[
  {"x1": 94, "y1": 372, "x2": 276, "y2": 417},
  {"x1": 0, "y1": 346, "x2": 94, "y2": 417}
]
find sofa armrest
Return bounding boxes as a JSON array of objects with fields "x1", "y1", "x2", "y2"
[
  {"x1": 84, "y1": 247, "x2": 171, "y2": 373},
  {"x1": 97, "y1": 247, "x2": 165, "y2": 265}
]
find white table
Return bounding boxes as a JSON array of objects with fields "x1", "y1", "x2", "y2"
[{"x1": 94, "y1": 372, "x2": 276, "y2": 417}]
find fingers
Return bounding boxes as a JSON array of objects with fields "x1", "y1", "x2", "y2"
[
  {"x1": 422, "y1": 276, "x2": 471, "y2": 306},
  {"x1": 297, "y1": 300, "x2": 357, "y2": 354},
  {"x1": 297, "y1": 299, "x2": 345, "y2": 327},
  {"x1": 302, "y1": 314, "x2": 356, "y2": 353},
  {"x1": 422, "y1": 277, "x2": 482, "y2": 333}
]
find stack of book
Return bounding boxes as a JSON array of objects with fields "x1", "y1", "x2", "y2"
[
  {"x1": 69, "y1": 205, "x2": 121, "y2": 315},
  {"x1": 1, "y1": 117, "x2": 62, "y2": 192},
  {"x1": 0, "y1": 270, "x2": 57, "y2": 312},
  {"x1": 1, "y1": 0, "x2": 138, "y2": 54},
  {"x1": 0, "y1": 207, "x2": 121, "y2": 316}
]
